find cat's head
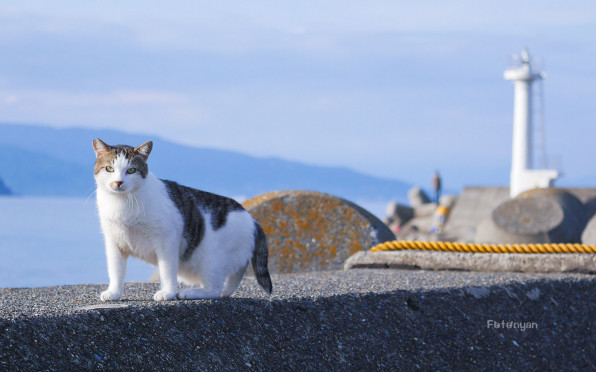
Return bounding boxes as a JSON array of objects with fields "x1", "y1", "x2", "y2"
[{"x1": 92, "y1": 139, "x2": 153, "y2": 194}]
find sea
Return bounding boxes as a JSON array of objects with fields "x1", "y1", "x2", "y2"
[{"x1": 0, "y1": 196, "x2": 388, "y2": 288}]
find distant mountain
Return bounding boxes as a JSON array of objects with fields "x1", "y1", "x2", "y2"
[
  {"x1": 0, "y1": 176, "x2": 12, "y2": 195},
  {"x1": 0, "y1": 123, "x2": 411, "y2": 202}
]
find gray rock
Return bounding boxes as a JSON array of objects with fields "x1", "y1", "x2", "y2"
[
  {"x1": 493, "y1": 197, "x2": 563, "y2": 235},
  {"x1": 581, "y1": 214, "x2": 596, "y2": 245},
  {"x1": 408, "y1": 186, "x2": 431, "y2": 208},
  {"x1": 476, "y1": 188, "x2": 587, "y2": 244},
  {"x1": 385, "y1": 202, "x2": 414, "y2": 225}
]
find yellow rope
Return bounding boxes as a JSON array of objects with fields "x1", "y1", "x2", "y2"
[{"x1": 370, "y1": 240, "x2": 596, "y2": 254}]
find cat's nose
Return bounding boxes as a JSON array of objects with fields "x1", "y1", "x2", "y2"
[{"x1": 114, "y1": 181, "x2": 123, "y2": 187}]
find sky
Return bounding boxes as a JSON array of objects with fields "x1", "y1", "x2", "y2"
[{"x1": 1, "y1": 1, "x2": 596, "y2": 192}]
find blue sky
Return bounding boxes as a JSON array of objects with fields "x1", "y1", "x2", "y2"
[{"x1": 1, "y1": 1, "x2": 596, "y2": 191}]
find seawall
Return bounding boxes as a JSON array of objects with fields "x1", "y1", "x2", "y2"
[{"x1": 1, "y1": 269, "x2": 595, "y2": 370}]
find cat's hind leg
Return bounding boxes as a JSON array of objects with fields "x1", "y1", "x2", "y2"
[
  {"x1": 177, "y1": 256, "x2": 232, "y2": 299},
  {"x1": 221, "y1": 262, "x2": 248, "y2": 297},
  {"x1": 176, "y1": 270, "x2": 225, "y2": 299}
]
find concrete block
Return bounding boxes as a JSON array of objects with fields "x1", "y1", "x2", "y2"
[
  {"x1": 439, "y1": 194, "x2": 457, "y2": 208},
  {"x1": 408, "y1": 187, "x2": 431, "y2": 208},
  {"x1": 385, "y1": 202, "x2": 414, "y2": 222},
  {"x1": 344, "y1": 250, "x2": 596, "y2": 274},
  {"x1": 476, "y1": 188, "x2": 587, "y2": 244},
  {"x1": 414, "y1": 202, "x2": 438, "y2": 218},
  {"x1": 243, "y1": 190, "x2": 395, "y2": 273},
  {"x1": 443, "y1": 187, "x2": 510, "y2": 243},
  {"x1": 581, "y1": 214, "x2": 596, "y2": 245}
]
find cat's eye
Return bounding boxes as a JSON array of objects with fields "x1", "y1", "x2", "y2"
[
  {"x1": 126, "y1": 168, "x2": 136, "y2": 174},
  {"x1": 105, "y1": 166, "x2": 114, "y2": 173}
]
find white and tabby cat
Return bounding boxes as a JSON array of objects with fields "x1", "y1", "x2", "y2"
[{"x1": 92, "y1": 139, "x2": 272, "y2": 301}]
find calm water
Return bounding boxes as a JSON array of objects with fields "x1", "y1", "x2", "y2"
[
  {"x1": 0, "y1": 196, "x2": 387, "y2": 288},
  {"x1": 0, "y1": 197, "x2": 153, "y2": 288}
]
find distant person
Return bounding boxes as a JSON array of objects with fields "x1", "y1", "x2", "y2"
[
  {"x1": 434, "y1": 205, "x2": 450, "y2": 234},
  {"x1": 432, "y1": 171, "x2": 442, "y2": 204}
]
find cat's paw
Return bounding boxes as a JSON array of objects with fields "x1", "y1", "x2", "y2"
[
  {"x1": 153, "y1": 290, "x2": 177, "y2": 301},
  {"x1": 100, "y1": 290, "x2": 122, "y2": 301}
]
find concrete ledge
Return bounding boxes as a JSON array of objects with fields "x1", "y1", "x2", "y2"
[
  {"x1": 1, "y1": 270, "x2": 595, "y2": 370},
  {"x1": 344, "y1": 251, "x2": 596, "y2": 274}
]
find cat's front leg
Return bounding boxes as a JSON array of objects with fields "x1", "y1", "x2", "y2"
[
  {"x1": 153, "y1": 243, "x2": 179, "y2": 301},
  {"x1": 100, "y1": 238, "x2": 128, "y2": 301}
]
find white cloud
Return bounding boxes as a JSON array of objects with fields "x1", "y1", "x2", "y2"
[
  {"x1": 1, "y1": 1, "x2": 596, "y2": 189},
  {"x1": 0, "y1": 90, "x2": 186, "y2": 106}
]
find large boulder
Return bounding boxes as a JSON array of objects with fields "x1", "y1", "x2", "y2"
[
  {"x1": 243, "y1": 190, "x2": 395, "y2": 273},
  {"x1": 476, "y1": 188, "x2": 587, "y2": 244}
]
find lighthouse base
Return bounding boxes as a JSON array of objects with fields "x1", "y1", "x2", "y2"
[{"x1": 510, "y1": 169, "x2": 559, "y2": 198}]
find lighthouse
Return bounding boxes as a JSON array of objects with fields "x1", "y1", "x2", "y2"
[{"x1": 504, "y1": 48, "x2": 558, "y2": 198}]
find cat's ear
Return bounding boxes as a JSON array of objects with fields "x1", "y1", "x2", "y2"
[
  {"x1": 93, "y1": 139, "x2": 111, "y2": 158},
  {"x1": 134, "y1": 141, "x2": 153, "y2": 160}
]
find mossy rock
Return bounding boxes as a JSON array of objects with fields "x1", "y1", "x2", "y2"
[{"x1": 243, "y1": 190, "x2": 395, "y2": 273}]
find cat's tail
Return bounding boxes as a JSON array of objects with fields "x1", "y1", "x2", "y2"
[{"x1": 252, "y1": 222, "x2": 273, "y2": 295}]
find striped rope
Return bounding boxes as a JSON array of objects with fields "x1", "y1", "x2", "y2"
[{"x1": 371, "y1": 240, "x2": 596, "y2": 254}]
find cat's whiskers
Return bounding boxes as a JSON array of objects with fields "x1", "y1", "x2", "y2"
[
  {"x1": 133, "y1": 192, "x2": 144, "y2": 216},
  {"x1": 126, "y1": 192, "x2": 135, "y2": 213},
  {"x1": 127, "y1": 192, "x2": 145, "y2": 217},
  {"x1": 84, "y1": 188, "x2": 97, "y2": 206}
]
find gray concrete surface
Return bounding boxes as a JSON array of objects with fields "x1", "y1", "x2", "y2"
[
  {"x1": 444, "y1": 186, "x2": 511, "y2": 242},
  {"x1": 1, "y1": 269, "x2": 595, "y2": 370},
  {"x1": 345, "y1": 251, "x2": 596, "y2": 274}
]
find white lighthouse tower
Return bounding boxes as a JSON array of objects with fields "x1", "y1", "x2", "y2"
[{"x1": 504, "y1": 48, "x2": 558, "y2": 198}]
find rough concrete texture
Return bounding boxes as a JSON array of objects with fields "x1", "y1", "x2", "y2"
[
  {"x1": 243, "y1": 190, "x2": 395, "y2": 273},
  {"x1": 345, "y1": 251, "x2": 596, "y2": 274},
  {"x1": 476, "y1": 189, "x2": 587, "y2": 244},
  {"x1": 1, "y1": 270, "x2": 594, "y2": 371}
]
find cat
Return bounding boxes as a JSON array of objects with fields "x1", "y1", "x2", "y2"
[{"x1": 92, "y1": 139, "x2": 272, "y2": 301}]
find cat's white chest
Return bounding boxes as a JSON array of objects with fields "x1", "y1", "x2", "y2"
[
  {"x1": 96, "y1": 180, "x2": 182, "y2": 264},
  {"x1": 107, "y1": 219, "x2": 159, "y2": 264}
]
